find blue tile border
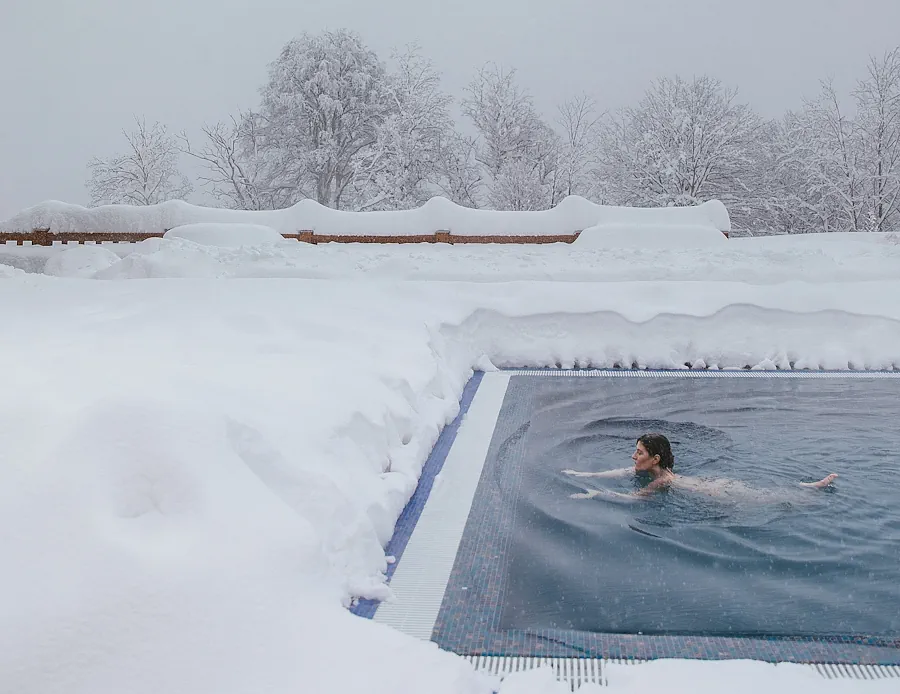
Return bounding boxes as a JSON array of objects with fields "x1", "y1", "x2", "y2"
[{"x1": 350, "y1": 370, "x2": 484, "y2": 618}]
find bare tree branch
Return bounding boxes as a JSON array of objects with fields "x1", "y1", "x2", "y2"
[{"x1": 87, "y1": 116, "x2": 192, "y2": 206}]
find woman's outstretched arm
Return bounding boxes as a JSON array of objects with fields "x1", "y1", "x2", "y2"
[
  {"x1": 562, "y1": 467, "x2": 632, "y2": 479},
  {"x1": 570, "y1": 488, "x2": 640, "y2": 502},
  {"x1": 570, "y1": 478, "x2": 670, "y2": 502}
]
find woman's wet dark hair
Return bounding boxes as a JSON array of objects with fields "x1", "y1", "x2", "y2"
[{"x1": 637, "y1": 433, "x2": 674, "y2": 470}]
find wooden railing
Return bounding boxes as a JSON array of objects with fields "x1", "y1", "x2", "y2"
[
  {"x1": 0, "y1": 230, "x2": 161, "y2": 246},
  {"x1": 0, "y1": 229, "x2": 581, "y2": 246}
]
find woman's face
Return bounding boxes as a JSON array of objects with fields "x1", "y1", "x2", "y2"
[{"x1": 632, "y1": 442, "x2": 660, "y2": 472}]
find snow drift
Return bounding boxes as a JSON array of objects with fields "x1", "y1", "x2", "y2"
[
  {"x1": 67, "y1": 229, "x2": 899, "y2": 284},
  {"x1": 574, "y1": 223, "x2": 728, "y2": 249},
  {"x1": 163, "y1": 222, "x2": 286, "y2": 247},
  {"x1": 0, "y1": 262, "x2": 26, "y2": 278},
  {"x1": 42, "y1": 245, "x2": 122, "y2": 278}
]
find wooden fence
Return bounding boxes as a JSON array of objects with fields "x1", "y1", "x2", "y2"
[{"x1": 0, "y1": 229, "x2": 581, "y2": 246}]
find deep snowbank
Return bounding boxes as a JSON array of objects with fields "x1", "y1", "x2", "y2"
[
  {"x1": 574, "y1": 223, "x2": 728, "y2": 249},
  {"x1": 0, "y1": 279, "x2": 491, "y2": 694},
  {"x1": 42, "y1": 245, "x2": 121, "y2": 278},
  {"x1": 1, "y1": 262, "x2": 27, "y2": 278},
  {"x1": 0, "y1": 196, "x2": 730, "y2": 237},
  {"x1": 443, "y1": 301, "x2": 900, "y2": 372},
  {"x1": 164, "y1": 222, "x2": 286, "y2": 247},
  {"x1": 2, "y1": 272, "x2": 899, "y2": 693},
  {"x1": 7, "y1": 230, "x2": 900, "y2": 283},
  {"x1": 67, "y1": 230, "x2": 900, "y2": 284}
]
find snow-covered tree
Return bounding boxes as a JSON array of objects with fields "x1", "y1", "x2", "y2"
[
  {"x1": 773, "y1": 85, "x2": 867, "y2": 232},
  {"x1": 483, "y1": 119, "x2": 562, "y2": 211},
  {"x1": 745, "y1": 118, "x2": 818, "y2": 234},
  {"x1": 768, "y1": 49, "x2": 900, "y2": 234},
  {"x1": 488, "y1": 159, "x2": 550, "y2": 211},
  {"x1": 461, "y1": 64, "x2": 562, "y2": 210},
  {"x1": 258, "y1": 29, "x2": 391, "y2": 209},
  {"x1": 463, "y1": 64, "x2": 538, "y2": 177},
  {"x1": 556, "y1": 94, "x2": 602, "y2": 199},
  {"x1": 596, "y1": 76, "x2": 766, "y2": 226},
  {"x1": 435, "y1": 132, "x2": 482, "y2": 208},
  {"x1": 87, "y1": 117, "x2": 192, "y2": 206},
  {"x1": 184, "y1": 34, "x2": 467, "y2": 212},
  {"x1": 855, "y1": 48, "x2": 900, "y2": 231},
  {"x1": 355, "y1": 46, "x2": 455, "y2": 209},
  {"x1": 180, "y1": 112, "x2": 292, "y2": 210}
]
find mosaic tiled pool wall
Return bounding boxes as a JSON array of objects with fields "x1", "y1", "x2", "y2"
[{"x1": 430, "y1": 374, "x2": 900, "y2": 665}]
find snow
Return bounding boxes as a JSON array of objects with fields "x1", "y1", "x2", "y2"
[
  {"x1": 574, "y1": 200, "x2": 730, "y2": 248},
  {"x1": 7, "y1": 228, "x2": 900, "y2": 283},
  {"x1": 574, "y1": 224, "x2": 728, "y2": 249},
  {"x1": 67, "y1": 230, "x2": 900, "y2": 284},
  {"x1": 0, "y1": 262, "x2": 26, "y2": 278},
  {"x1": 163, "y1": 222, "x2": 286, "y2": 247},
  {"x1": 42, "y1": 244, "x2": 122, "y2": 278},
  {"x1": 593, "y1": 199, "x2": 731, "y2": 231},
  {"x1": 0, "y1": 194, "x2": 730, "y2": 237},
  {"x1": 1, "y1": 204, "x2": 898, "y2": 693}
]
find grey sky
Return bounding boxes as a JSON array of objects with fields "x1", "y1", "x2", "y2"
[{"x1": 2, "y1": 0, "x2": 900, "y2": 219}]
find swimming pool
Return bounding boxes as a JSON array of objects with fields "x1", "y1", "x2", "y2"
[
  {"x1": 365, "y1": 370, "x2": 900, "y2": 668},
  {"x1": 502, "y1": 374, "x2": 899, "y2": 639}
]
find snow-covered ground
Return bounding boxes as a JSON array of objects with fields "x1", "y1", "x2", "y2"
[
  {"x1": 2, "y1": 218, "x2": 899, "y2": 693},
  {"x1": 4, "y1": 229, "x2": 900, "y2": 284}
]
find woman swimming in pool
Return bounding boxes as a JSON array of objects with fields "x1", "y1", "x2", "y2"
[{"x1": 563, "y1": 433, "x2": 838, "y2": 501}]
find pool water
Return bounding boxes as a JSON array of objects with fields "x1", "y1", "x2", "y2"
[{"x1": 498, "y1": 376, "x2": 900, "y2": 640}]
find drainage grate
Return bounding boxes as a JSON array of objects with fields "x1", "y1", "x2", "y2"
[
  {"x1": 466, "y1": 657, "x2": 900, "y2": 690},
  {"x1": 464, "y1": 655, "x2": 614, "y2": 690},
  {"x1": 814, "y1": 663, "x2": 900, "y2": 680}
]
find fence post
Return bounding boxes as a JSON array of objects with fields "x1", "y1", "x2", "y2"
[{"x1": 32, "y1": 229, "x2": 53, "y2": 246}]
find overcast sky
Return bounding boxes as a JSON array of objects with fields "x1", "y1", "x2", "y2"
[{"x1": 2, "y1": 0, "x2": 900, "y2": 219}]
